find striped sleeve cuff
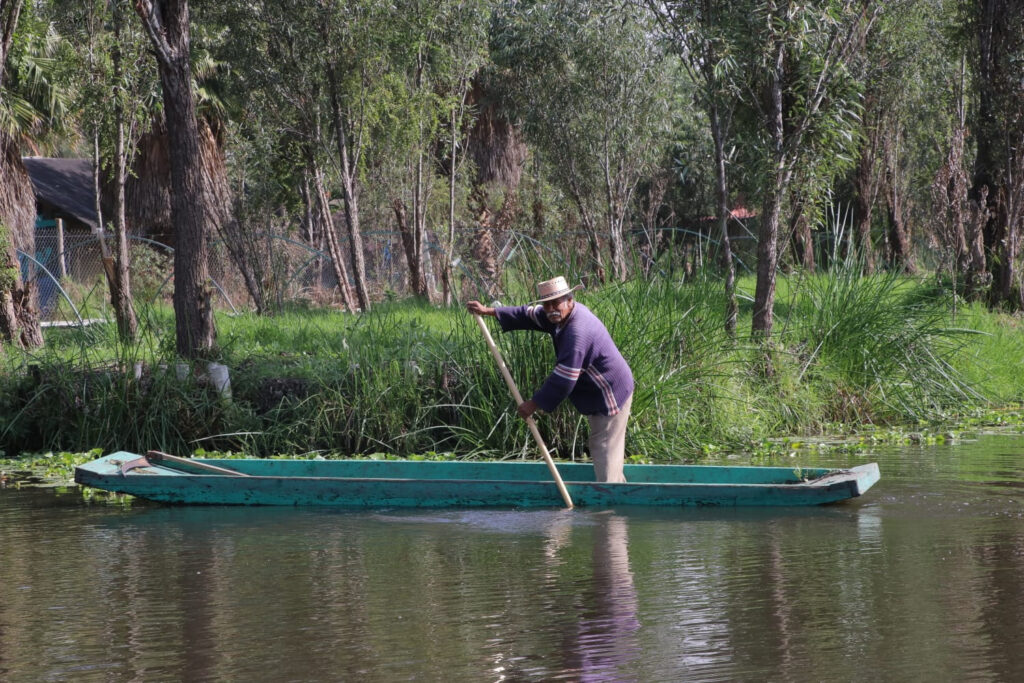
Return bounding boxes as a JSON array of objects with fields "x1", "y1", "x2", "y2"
[{"x1": 553, "y1": 363, "x2": 581, "y2": 381}]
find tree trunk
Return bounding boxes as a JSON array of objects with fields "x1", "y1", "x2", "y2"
[
  {"x1": 110, "y1": 111, "x2": 139, "y2": 340},
  {"x1": 786, "y1": 190, "x2": 815, "y2": 273},
  {"x1": 409, "y1": 46, "x2": 431, "y2": 301},
  {"x1": 852, "y1": 128, "x2": 878, "y2": 274},
  {"x1": 884, "y1": 175, "x2": 914, "y2": 274},
  {"x1": 443, "y1": 103, "x2": 459, "y2": 307},
  {"x1": 883, "y1": 140, "x2": 916, "y2": 275},
  {"x1": 929, "y1": 56, "x2": 970, "y2": 286},
  {"x1": 411, "y1": 155, "x2": 430, "y2": 300},
  {"x1": 709, "y1": 103, "x2": 738, "y2": 337},
  {"x1": 326, "y1": 69, "x2": 371, "y2": 312},
  {"x1": 994, "y1": 148, "x2": 1023, "y2": 306},
  {"x1": 0, "y1": 0, "x2": 42, "y2": 349},
  {"x1": 136, "y1": 0, "x2": 216, "y2": 357},
  {"x1": 602, "y1": 144, "x2": 628, "y2": 283},
  {"x1": 393, "y1": 198, "x2": 427, "y2": 297},
  {"x1": 470, "y1": 187, "x2": 499, "y2": 298},
  {"x1": 639, "y1": 171, "x2": 668, "y2": 278},
  {"x1": 752, "y1": 36, "x2": 786, "y2": 340},
  {"x1": 964, "y1": 187, "x2": 991, "y2": 300},
  {"x1": 0, "y1": 134, "x2": 42, "y2": 349},
  {"x1": 788, "y1": 209, "x2": 815, "y2": 272},
  {"x1": 753, "y1": 176, "x2": 784, "y2": 339},
  {"x1": 109, "y1": 6, "x2": 138, "y2": 341},
  {"x1": 567, "y1": 174, "x2": 606, "y2": 284},
  {"x1": 311, "y1": 160, "x2": 355, "y2": 312}
]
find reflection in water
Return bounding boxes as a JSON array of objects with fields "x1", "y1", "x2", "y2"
[
  {"x1": 2, "y1": 434, "x2": 1024, "y2": 680},
  {"x1": 550, "y1": 513, "x2": 640, "y2": 682}
]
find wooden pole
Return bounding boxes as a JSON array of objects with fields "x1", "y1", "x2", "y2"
[
  {"x1": 146, "y1": 450, "x2": 249, "y2": 477},
  {"x1": 474, "y1": 314, "x2": 574, "y2": 509},
  {"x1": 56, "y1": 217, "x2": 67, "y2": 279}
]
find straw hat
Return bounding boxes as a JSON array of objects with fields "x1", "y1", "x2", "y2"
[{"x1": 530, "y1": 276, "x2": 583, "y2": 304}]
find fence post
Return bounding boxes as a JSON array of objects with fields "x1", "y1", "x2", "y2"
[{"x1": 56, "y1": 218, "x2": 67, "y2": 279}]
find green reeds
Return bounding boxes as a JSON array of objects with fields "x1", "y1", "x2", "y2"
[
  {"x1": 783, "y1": 265, "x2": 980, "y2": 422},
  {"x1": 0, "y1": 258, "x2": 1015, "y2": 459}
]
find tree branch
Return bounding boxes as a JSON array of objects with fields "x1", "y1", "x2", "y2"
[
  {"x1": 0, "y1": 0, "x2": 25, "y2": 90},
  {"x1": 134, "y1": 0, "x2": 173, "y2": 66}
]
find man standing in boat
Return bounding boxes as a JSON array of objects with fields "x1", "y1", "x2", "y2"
[{"x1": 466, "y1": 276, "x2": 634, "y2": 483}]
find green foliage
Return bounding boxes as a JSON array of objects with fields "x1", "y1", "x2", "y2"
[
  {"x1": 0, "y1": 5, "x2": 72, "y2": 143},
  {"x1": 787, "y1": 264, "x2": 978, "y2": 421},
  {"x1": 4, "y1": 0, "x2": 1023, "y2": 462},
  {"x1": 492, "y1": 0, "x2": 677, "y2": 268},
  {"x1": 5, "y1": 266, "x2": 1018, "y2": 461}
]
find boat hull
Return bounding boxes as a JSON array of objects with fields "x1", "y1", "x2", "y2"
[{"x1": 74, "y1": 452, "x2": 880, "y2": 508}]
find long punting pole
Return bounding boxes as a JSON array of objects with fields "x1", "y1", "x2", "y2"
[{"x1": 474, "y1": 314, "x2": 574, "y2": 509}]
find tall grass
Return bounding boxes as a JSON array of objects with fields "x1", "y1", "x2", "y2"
[
  {"x1": 783, "y1": 265, "x2": 981, "y2": 422},
  {"x1": 0, "y1": 259, "x2": 1014, "y2": 459}
]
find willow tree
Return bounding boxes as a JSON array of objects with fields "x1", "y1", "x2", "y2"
[
  {"x1": 135, "y1": 0, "x2": 216, "y2": 356},
  {"x1": 968, "y1": 0, "x2": 1024, "y2": 309},
  {"x1": 58, "y1": 0, "x2": 152, "y2": 341},
  {"x1": 435, "y1": 0, "x2": 490, "y2": 306},
  {"x1": 493, "y1": 0, "x2": 674, "y2": 284},
  {"x1": 205, "y1": 0, "x2": 355, "y2": 312},
  {"x1": 316, "y1": 0, "x2": 380, "y2": 312},
  {"x1": 742, "y1": 0, "x2": 879, "y2": 341},
  {"x1": 648, "y1": 0, "x2": 746, "y2": 336}
]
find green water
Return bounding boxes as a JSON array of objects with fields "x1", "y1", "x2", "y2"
[{"x1": 2, "y1": 434, "x2": 1023, "y2": 681}]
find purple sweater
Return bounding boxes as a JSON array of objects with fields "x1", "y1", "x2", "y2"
[{"x1": 496, "y1": 302, "x2": 634, "y2": 416}]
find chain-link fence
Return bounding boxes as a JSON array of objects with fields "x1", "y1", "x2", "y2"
[
  {"x1": 21, "y1": 224, "x2": 732, "y2": 326},
  {"x1": 21, "y1": 228, "x2": 484, "y2": 325}
]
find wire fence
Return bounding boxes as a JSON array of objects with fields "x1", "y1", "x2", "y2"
[
  {"x1": 19, "y1": 222, "x2": 761, "y2": 325},
  {"x1": 20, "y1": 228, "x2": 482, "y2": 325}
]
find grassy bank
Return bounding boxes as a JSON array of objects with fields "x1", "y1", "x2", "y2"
[{"x1": 2, "y1": 269, "x2": 1022, "y2": 460}]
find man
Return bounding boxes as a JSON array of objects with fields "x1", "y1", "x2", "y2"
[{"x1": 466, "y1": 276, "x2": 634, "y2": 482}]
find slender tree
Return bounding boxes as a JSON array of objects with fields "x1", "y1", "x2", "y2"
[
  {"x1": 318, "y1": 0, "x2": 375, "y2": 311},
  {"x1": 390, "y1": 6, "x2": 436, "y2": 301},
  {"x1": 493, "y1": 0, "x2": 674, "y2": 284},
  {"x1": 648, "y1": 0, "x2": 744, "y2": 336},
  {"x1": 437, "y1": 0, "x2": 490, "y2": 306},
  {"x1": 66, "y1": 0, "x2": 148, "y2": 340},
  {"x1": 744, "y1": 0, "x2": 879, "y2": 341}
]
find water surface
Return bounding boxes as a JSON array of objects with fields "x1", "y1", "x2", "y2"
[{"x1": 2, "y1": 434, "x2": 1023, "y2": 681}]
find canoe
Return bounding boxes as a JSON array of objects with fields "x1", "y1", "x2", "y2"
[{"x1": 74, "y1": 451, "x2": 880, "y2": 508}]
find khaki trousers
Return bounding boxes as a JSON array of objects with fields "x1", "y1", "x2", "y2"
[{"x1": 587, "y1": 394, "x2": 632, "y2": 483}]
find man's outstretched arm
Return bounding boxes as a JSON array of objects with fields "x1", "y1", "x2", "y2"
[{"x1": 466, "y1": 300, "x2": 496, "y2": 317}]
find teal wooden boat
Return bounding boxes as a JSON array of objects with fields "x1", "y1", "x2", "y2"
[{"x1": 74, "y1": 451, "x2": 880, "y2": 508}]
